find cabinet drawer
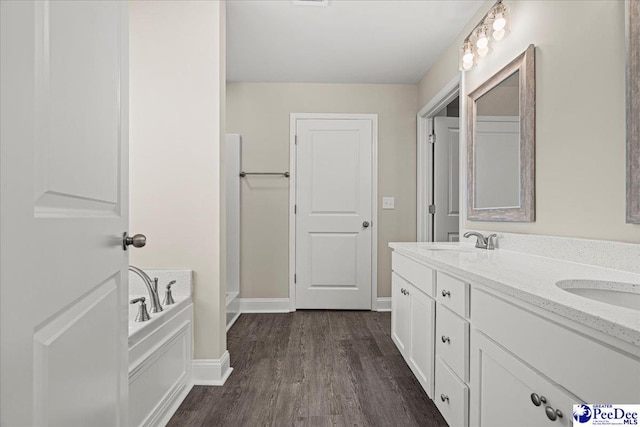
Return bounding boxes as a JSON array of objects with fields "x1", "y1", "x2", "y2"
[
  {"x1": 472, "y1": 289, "x2": 640, "y2": 404},
  {"x1": 436, "y1": 272, "x2": 469, "y2": 318},
  {"x1": 435, "y1": 356, "x2": 469, "y2": 427},
  {"x1": 392, "y1": 252, "x2": 435, "y2": 297},
  {"x1": 436, "y1": 304, "x2": 469, "y2": 382}
]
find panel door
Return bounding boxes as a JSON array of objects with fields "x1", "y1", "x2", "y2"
[
  {"x1": 433, "y1": 117, "x2": 460, "y2": 242},
  {"x1": 295, "y1": 118, "x2": 373, "y2": 309},
  {"x1": 409, "y1": 287, "x2": 435, "y2": 397},
  {"x1": 470, "y1": 330, "x2": 579, "y2": 427},
  {"x1": 1, "y1": 2, "x2": 129, "y2": 425}
]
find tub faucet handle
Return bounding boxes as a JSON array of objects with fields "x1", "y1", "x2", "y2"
[
  {"x1": 130, "y1": 297, "x2": 151, "y2": 322},
  {"x1": 163, "y1": 281, "x2": 176, "y2": 306}
]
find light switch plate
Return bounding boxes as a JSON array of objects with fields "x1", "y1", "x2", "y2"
[{"x1": 382, "y1": 197, "x2": 395, "y2": 209}]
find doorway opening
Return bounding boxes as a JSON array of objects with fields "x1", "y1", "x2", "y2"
[{"x1": 417, "y1": 76, "x2": 461, "y2": 242}]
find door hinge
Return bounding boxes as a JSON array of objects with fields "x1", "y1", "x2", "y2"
[
  {"x1": 428, "y1": 134, "x2": 436, "y2": 144},
  {"x1": 294, "y1": 204, "x2": 297, "y2": 214},
  {"x1": 295, "y1": 135, "x2": 298, "y2": 145},
  {"x1": 428, "y1": 204, "x2": 436, "y2": 214},
  {"x1": 294, "y1": 274, "x2": 297, "y2": 283}
]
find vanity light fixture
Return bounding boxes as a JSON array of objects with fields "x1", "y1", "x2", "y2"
[
  {"x1": 459, "y1": 1, "x2": 511, "y2": 71},
  {"x1": 461, "y1": 40, "x2": 476, "y2": 70}
]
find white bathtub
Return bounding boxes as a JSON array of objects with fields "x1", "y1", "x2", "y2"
[{"x1": 128, "y1": 270, "x2": 193, "y2": 427}]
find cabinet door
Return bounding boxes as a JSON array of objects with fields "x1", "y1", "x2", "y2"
[
  {"x1": 408, "y1": 286, "x2": 435, "y2": 397},
  {"x1": 470, "y1": 330, "x2": 580, "y2": 427},
  {"x1": 391, "y1": 273, "x2": 411, "y2": 356}
]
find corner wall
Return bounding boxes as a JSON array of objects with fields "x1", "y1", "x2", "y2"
[
  {"x1": 419, "y1": 0, "x2": 640, "y2": 243},
  {"x1": 226, "y1": 82, "x2": 418, "y2": 299},
  {"x1": 129, "y1": 0, "x2": 227, "y2": 359}
]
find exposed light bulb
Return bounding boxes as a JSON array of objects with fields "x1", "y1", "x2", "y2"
[
  {"x1": 477, "y1": 46, "x2": 489, "y2": 57},
  {"x1": 493, "y1": 13, "x2": 506, "y2": 31},
  {"x1": 463, "y1": 51, "x2": 474, "y2": 63},
  {"x1": 462, "y1": 60, "x2": 474, "y2": 71},
  {"x1": 476, "y1": 26, "x2": 489, "y2": 49},
  {"x1": 493, "y1": 29, "x2": 506, "y2": 41},
  {"x1": 461, "y1": 39, "x2": 475, "y2": 64}
]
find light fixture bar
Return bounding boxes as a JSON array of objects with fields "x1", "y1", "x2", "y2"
[{"x1": 458, "y1": 0, "x2": 511, "y2": 71}]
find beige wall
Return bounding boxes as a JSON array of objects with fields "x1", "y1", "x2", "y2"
[
  {"x1": 226, "y1": 83, "x2": 417, "y2": 299},
  {"x1": 130, "y1": 0, "x2": 227, "y2": 359},
  {"x1": 419, "y1": 0, "x2": 640, "y2": 243}
]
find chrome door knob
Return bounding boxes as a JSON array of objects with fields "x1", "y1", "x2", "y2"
[
  {"x1": 123, "y1": 232, "x2": 147, "y2": 250},
  {"x1": 362, "y1": 221, "x2": 370, "y2": 228}
]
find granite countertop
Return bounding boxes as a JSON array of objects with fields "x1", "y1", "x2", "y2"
[{"x1": 389, "y1": 242, "x2": 640, "y2": 347}]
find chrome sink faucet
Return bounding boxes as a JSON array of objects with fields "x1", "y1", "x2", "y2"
[
  {"x1": 129, "y1": 265, "x2": 163, "y2": 313},
  {"x1": 463, "y1": 231, "x2": 497, "y2": 250}
]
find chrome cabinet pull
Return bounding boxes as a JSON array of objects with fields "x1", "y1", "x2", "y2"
[
  {"x1": 531, "y1": 393, "x2": 542, "y2": 406},
  {"x1": 362, "y1": 221, "x2": 370, "y2": 228},
  {"x1": 441, "y1": 335, "x2": 450, "y2": 343},
  {"x1": 442, "y1": 289, "x2": 451, "y2": 297},
  {"x1": 545, "y1": 406, "x2": 562, "y2": 421},
  {"x1": 440, "y1": 394, "x2": 449, "y2": 403}
]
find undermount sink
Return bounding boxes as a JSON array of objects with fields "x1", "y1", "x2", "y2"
[{"x1": 556, "y1": 280, "x2": 640, "y2": 310}]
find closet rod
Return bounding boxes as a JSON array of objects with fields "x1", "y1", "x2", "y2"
[{"x1": 239, "y1": 171, "x2": 290, "y2": 178}]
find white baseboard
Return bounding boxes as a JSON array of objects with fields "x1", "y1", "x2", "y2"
[
  {"x1": 226, "y1": 310, "x2": 241, "y2": 332},
  {"x1": 235, "y1": 297, "x2": 390, "y2": 312},
  {"x1": 152, "y1": 380, "x2": 193, "y2": 427},
  {"x1": 376, "y1": 297, "x2": 391, "y2": 312},
  {"x1": 238, "y1": 298, "x2": 291, "y2": 313},
  {"x1": 192, "y1": 351, "x2": 233, "y2": 386}
]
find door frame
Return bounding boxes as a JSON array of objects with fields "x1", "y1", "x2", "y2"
[
  {"x1": 416, "y1": 75, "x2": 461, "y2": 242},
  {"x1": 289, "y1": 113, "x2": 378, "y2": 312}
]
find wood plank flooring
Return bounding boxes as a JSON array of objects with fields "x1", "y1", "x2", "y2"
[{"x1": 169, "y1": 311, "x2": 447, "y2": 427}]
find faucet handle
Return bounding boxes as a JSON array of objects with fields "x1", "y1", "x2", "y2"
[
  {"x1": 163, "y1": 282, "x2": 176, "y2": 306},
  {"x1": 487, "y1": 234, "x2": 497, "y2": 250},
  {"x1": 130, "y1": 297, "x2": 151, "y2": 322}
]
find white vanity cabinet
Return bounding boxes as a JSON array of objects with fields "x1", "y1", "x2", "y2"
[
  {"x1": 391, "y1": 272, "x2": 411, "y2": 355},
  {"x1": 390, "y1": 245, "x2": 640, "y2": 427},
  {"x1": 391, "y1": 253, "x2": 436, "y2": 397}
]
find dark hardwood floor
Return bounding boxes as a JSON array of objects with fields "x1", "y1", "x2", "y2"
[{"x1": 169, "y1": 311, "x2": 447, "y2": 427}]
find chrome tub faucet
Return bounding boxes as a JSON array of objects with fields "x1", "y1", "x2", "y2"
[{"x1": 129, "y1": 265, "x2": 163, "y2": 313}]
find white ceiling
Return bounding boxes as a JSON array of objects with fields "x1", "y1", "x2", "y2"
[{"x1": 226, "y1": 0, "x2": 484, "y2": 84}]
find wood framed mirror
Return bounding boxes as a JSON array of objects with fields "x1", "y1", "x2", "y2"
[
  {"x1": 467, "y1": 44, "x2": 535, "y2": 222},
  {"x1": 627, "y1": 0, "x2": 640, "y2": 223}
]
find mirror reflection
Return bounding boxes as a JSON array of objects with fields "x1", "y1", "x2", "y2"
[{"x1": 474, "y1": 71, "x2": 520, "y2": 209}]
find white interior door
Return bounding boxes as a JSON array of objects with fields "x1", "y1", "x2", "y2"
[
  {"x1": 433, "y1": 117, "x2": 460, "y2": 242},
  {"x1": 1, "y1": 2, "x2": 129, "y2": 425},
  {"x1": 294, "y1": 117, "x2": 374, "y2": 310}
]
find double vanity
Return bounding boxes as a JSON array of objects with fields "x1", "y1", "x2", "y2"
[{"x1": 390, "y1": 241, "x2": 640, "y2": 427}]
